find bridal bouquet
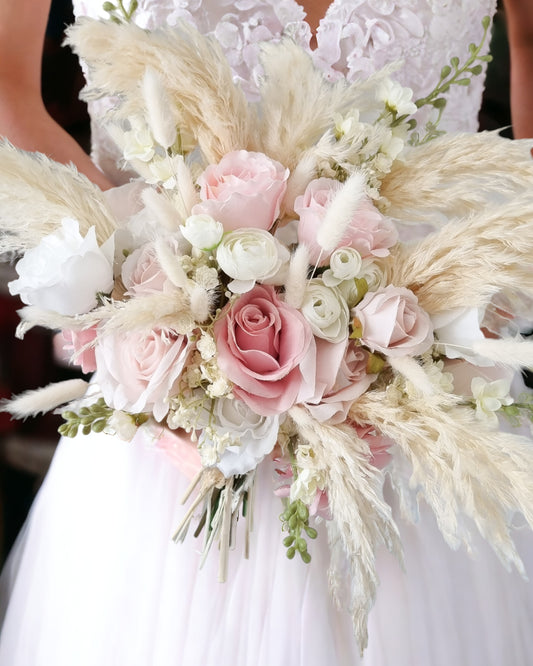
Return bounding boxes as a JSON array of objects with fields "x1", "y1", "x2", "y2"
[{"x1": 2, "y1": 14, "x2": 533, "y2": 650}]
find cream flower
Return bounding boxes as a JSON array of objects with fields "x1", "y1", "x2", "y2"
[
  {"x1": 181, "y1": 214, "x2": 224, "y2": 251},
  {"x1": 471, "y1": 377, "x2": 513, "y2": 428},
  {"x1": 300, "y1": 280, "x2": 350, "y2": 343},
  {"x1": 377, "y1": 78, "x2": 417, "y2": 117},
  {"x1": 216, "y1": 228, "x2": 289, "y2": 293},
  {"x1": 322, "y1": 247, "x2": 363, "y2": 286}
]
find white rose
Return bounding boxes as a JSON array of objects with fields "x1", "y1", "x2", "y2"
[
  {"x1": 300, "y1": 280, "x2": 350, "y2": 343},
  {"x1": 216, "y1": 228, "x2": 289, "y2": 293},
  {"x1": 181, "y1": 214, "x2": 224, "y2": 250},
  {"x1": 199, "y1": 397, "x2": 280, "y2": 477},
  {"x1": 322, "y1": 247, "x2": 363, "y2": 286},
  {"x1": 9, "y1": 218, "x2": 114, "y2": 316},
  {"x1": 359, "y1": 258, "x2": 386, "y2": 291},
  {"x1": 122, "y1": 118, "x2": 156, "y2": 162}
]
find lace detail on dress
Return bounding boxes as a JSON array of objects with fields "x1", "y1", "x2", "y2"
[{"x1": 72, "y1": 0, "x2": 498, "y2": 181}]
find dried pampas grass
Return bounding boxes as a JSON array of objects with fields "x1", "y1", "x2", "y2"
[
  {"x1": 0, "y1": 142, "x2": 117, "y2": 253},
  {"x1": 385, "y1": 196, "x2": 533, "y2": 313},
  {"x1": 381, "y1": 132, "x2": 533, "y2": 223},
  {"x1": 289, "y1": 405, "x2": 402, "y2": 652},
  {"x1": 350, "y1": 387, "x2": 533, "y2": 574},
  {"x1": 66, "y1": 19, "x2": 252, "y2": 164}
]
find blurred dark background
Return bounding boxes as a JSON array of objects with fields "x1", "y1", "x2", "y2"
[{"x1": 0, "y1": 0, "x2": 529, "y2": 566}]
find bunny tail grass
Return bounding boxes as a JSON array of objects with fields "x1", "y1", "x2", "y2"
[
  {"x1": 66, "y1": 19, "x2": 253, "y2": 164},
  {"x1": 0, "y1": 142, "x2": 117, "y2": 253},
  {"x1": 1, "y1": 379, "x2": 89, "y2": 418},
  {"x1": 471, "y1": 338, "x2": 533, "y2": 370}
]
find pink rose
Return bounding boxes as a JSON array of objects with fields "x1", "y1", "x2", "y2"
[
  {"x1": 60, "y1": 327, "x2": 98, "y2": 374},
  {"x1": 295, "y1": 177, "x2": 398, "y2": 266},
  {"x1": 354, "y1": 285, "x2": 434, "y2": 357},
  {"x1": 121, "y1": 241, "x2": 175, "y2": 296},
  {"x1": 192, "y1": 150, "x2": 289, "y2": 231},
  {"x1": 95, "y1": 328, "x2": 190, "y2": 421},
  {"x1": 214, "y1": 284, "x2": 314, "y2": 416},
  {"x1": 307, "y1": 339, "x2": 376, "y2": 423}
]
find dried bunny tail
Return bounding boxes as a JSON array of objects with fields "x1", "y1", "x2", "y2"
[
  {"x1": 66, "y1": 19, "x2": 252, "y2": 163},
  {"x1": 284, "y1": 245, "x2": 310, "y2": 309},
  {"x1": 100, "y1": 291, "x2": 195, "y2": 335},
  {"x1": 316, "y1": 170, "x2": 366, "y2": 253},
  {"x1": 142, "y1": 66, "x2": 177, "y2": 150},
  {"x1": 471, "y1": 338, "x2": 533, "y2": 370},
  {"x1": 350, "y1": 388, "x2": 533, "y2": 575},
  {"x1": 381, "y1": 132, "x2": 533, "y2": 223},
  {"x1": 0, "y1": 142, "x2": 117, "y2": 253},
  {"x1": 289, "y1": 405, "x2": 402, "y2": 652},
  {"x1": 385, "y1": 196, "x2": 533, "y2": 314},
  {"x1": 1, "y1": 379, "x2": 89, "y2": 418}
]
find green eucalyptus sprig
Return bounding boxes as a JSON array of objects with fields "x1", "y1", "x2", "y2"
[
  {"x1": 102, "y1": 0, "x2": 138, "y2": 23},
  {"x1": 501, "y1": 392, "x2": 533, "y2": 427},
  {"x1": 410, "y1": 15, "x2": 493, "y2": 145},
  {"x1": 280, "y1": 498, "x2": 318, "y2": 564}
]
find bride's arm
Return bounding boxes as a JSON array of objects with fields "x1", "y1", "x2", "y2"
[
  {"x1": 503, "y1": 0, "x2": 533, "y2": 139},
  {"x1": 0, "y1": 0, "x2": 113, "y2": 189}
]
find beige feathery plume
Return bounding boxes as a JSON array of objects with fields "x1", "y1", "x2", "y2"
[
  {"x1": 316, "y1": 170, "x2": 366, "y2": 253},
  {"x1": 1, "y1": 379, "x2": 89, "y2": 418},
  {"x1": 289, "y1": 405, "x2": 402, "y2": 652},
  {"x1": 281, "y1": 151, "x2": 317, "y2": 216},
  {"x1": 154, "y1": 238, "x2": 188, "y2": 289},
  {"x1": 350, "y1": 388, "x2": 533, "y2": 575},
  {"x1": 0, "y1": 142, "x2": 117, "y2": 253},
  {"x1": 471, "y1": 338, "x2": 533, "y2": 370},
  {"x1": 141, "y1": 66, "x2": 177, "y2": 150},
  {"x1": 141, "y1": 188, "x2": 183, "y2": 231},
  {"x1": 381, "y1": 132, "x2": 533, "y2": 223},
  {"x1": 385, "y1": 196, "x2": 533, "y2": 314},
  {"x1": 386, "y1": 356, "x2": 437, "y2": 396},
  {"x1": 284, "y1": 245, "x2": 310, "y2": 309},
  {"x1": 100, "y1": 292, "x2": 195, "y2": 335},
  {"x1": 66, "y1": 19, "x2": 252, "y2": 164}
]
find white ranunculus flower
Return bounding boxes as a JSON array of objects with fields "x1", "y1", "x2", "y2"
[
  {"x1": 300, "y1": 279, "x2": 349, "y2": 343},
  {"x1": 322, "y1": 247, "x2": 363, "y2": 286},
  {"x1": 9, "y1": 218, "x2": 114, "y2": 316},
  {"x1": 181, "y1": 214, "x2": 224, "y2": 250},
  {"x1": 377, "y1": 78, "x2": 417, "y2": 117},
  {"x1": 216, "y1": 228, "x2": 289, "y2": 293},
  {"x1": 359, "y1": 258, "x2": 386, "y2": 291},
  {"x1": 199, "y1": 397, "x2": 280, "y2": 477}
]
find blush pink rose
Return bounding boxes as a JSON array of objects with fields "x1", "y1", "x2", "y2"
[
  {"x1": 121, "y1": 241, "x2": 175, "y2": 296},
  {"x1": 354, "y1": 285, "x2": 434, "y2": 357},
  {"x1": 214, "y1": 284, "x2": 314, "y2": 416},
  {"x1": 192, "y1": 150, "x2": 289, "y2": 231},
  {"x1": 95, "y1": 328, "x2": 190, "y2": 421},
  {"x1": 295, "y1": 177, "x2": 398, "y2": 266},
  {"x1": 307, "y1": 339, "x2": 376, "y2": 423},
  {"x1": 60, "y1": 327, "x2": 98, "y2": 374}
]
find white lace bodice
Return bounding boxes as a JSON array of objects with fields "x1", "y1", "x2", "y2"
[{"x1": 72, "y1": 0, "x2": 498, "y2": 180}]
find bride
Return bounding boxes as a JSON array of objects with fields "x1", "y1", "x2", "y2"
[{"x1": 0, "y1": 1, "x2": 533, "y2": 664}]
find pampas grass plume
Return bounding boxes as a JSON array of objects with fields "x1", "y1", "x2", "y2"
[
  {"x1": 284, "y1": 245, "x2": 310, "y2": 309},
  {"x1": 472, "y1": 337, "x2": 533, "y2": 369}
]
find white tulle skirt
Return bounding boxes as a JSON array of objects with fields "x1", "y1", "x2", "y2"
[{"x1": 1, "y1": 430, "x2": 532, "y2": 666}]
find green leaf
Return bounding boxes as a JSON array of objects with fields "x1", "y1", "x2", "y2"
[{"x1": 450, "y1": 56, "x2": 460, "y2": 69}]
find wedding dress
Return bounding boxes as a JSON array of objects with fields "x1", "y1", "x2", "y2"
[{"x1": 2, "y1": 2, "x2": 533, "y2": 665}]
